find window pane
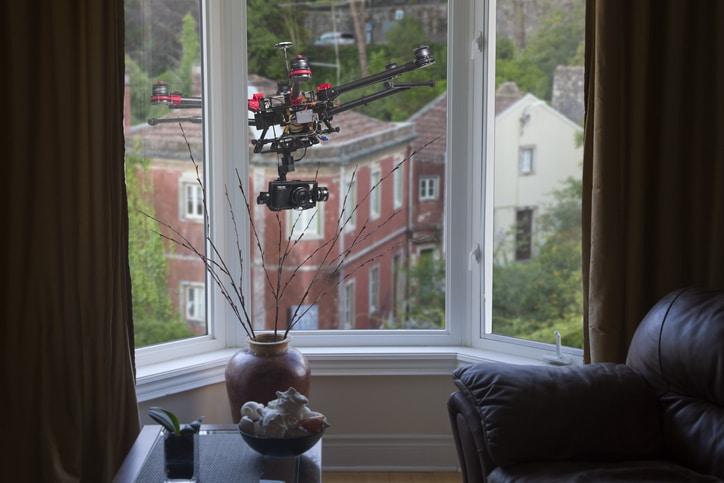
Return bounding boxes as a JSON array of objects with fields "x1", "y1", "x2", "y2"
[
  {"x1": 247, "y1": 0, "x2": 448, "y2": 331},
  {"x1": 492, "y1": 0, "x2": 584, "y2": 348},
  {"x1": 124, "y1": 0, "x2": 207, "y2": 347}
]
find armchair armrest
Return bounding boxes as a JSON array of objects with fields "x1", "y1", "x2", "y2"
[{"x1": 453, "y1": 362, "x2": 663, "y2": 469}]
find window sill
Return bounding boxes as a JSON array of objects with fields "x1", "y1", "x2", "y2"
[{"x1": 135, "y1": 345, "x2": 545, "y2": 402}]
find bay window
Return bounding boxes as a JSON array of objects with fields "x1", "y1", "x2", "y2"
[{"x1": 129, "y1": 0, "x2": 584, "y2": 383}]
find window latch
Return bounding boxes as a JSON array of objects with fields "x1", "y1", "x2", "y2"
[
  {"x1": 468, "y1": 243, "x2": 482, "y2": 271},
  {"x1": 470, "y1": 31, "x2": 484, "y2": 60},
  {"x1": 544, "y1": 330, "x2": 573, "y2": 366}
]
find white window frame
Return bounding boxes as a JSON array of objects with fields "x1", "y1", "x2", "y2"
[
  {"x1": 181, "y1": 181, "x2": 204, "y2": 220},
  {"x1": 418, "y1": 176, "x2": 439, "y2": 201},
  {"x1": 518, "y1": 146, "x2": 535, "y2": 175},
  {"x1": 135, "y1": 0, "x2": 582, "y2": 372},
  {"x1": 369, "y1": 167, "x2": 381, "y2": 220},
  {"x1": 393, "y1": 161, "x2": 404, "y2": 209},
  {"x1": 368, "y1": 265, "x2": 380, "y2": 315},
  {"x1": 182, "y1": 282, "x2": 206, "y2": 321},
  {"x1": 342, "y1": 170, "x2": 356, "y2": 232},
  {"x1": 342, "y1": 279, "x2": 356, "y2": 329}
]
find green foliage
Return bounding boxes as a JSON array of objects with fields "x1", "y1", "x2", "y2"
[
  {"x1": 149, "y1": 407, "x2": 202, "y2": 435},
  {"x1": 492, "y1": 177, "x2": 583, "y2": 348},
  {"x1": 496, "y1": 2, "x2": 585, "y2": 100},
  {"x1": 125, "y1": 151, "x2": 193, "y2": 347},
  {"x1": 125, "y1": 11, "x2": 200, "y2": 125},
  {"x1": 177, "y1": 13, "x2": 201, "y2": 95},
  {"x1": 403, "y1": 253, "x2": 445, "y2": 329},
  {"x1": 247, "y1": 0, "x2": 311, "y2": 82}
]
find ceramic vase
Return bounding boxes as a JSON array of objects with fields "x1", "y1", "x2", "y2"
[{"x1": 224, "y1": 333, "x2": 311, "y2": 422}]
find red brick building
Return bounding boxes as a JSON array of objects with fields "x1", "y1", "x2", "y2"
[{"x1": 125, "y1": 77, "x2": 447, "y2": 333}]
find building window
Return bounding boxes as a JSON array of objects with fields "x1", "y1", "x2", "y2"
[
  {"x1": 368, "y1": 265, "x2": 380, "y2": 314},
  {"x1": 343, "y1": 280, "x2": 355, "y2": 329},
  {"x1": 183, "y1": 182, "x2": 204, "y2": 220},
  {"x1": 183, "y1": 282, "x2": 205, "y2": 322},
  {"x1": 289, "y1": 304, "x2": 319, "y2": 330},
  {"x1": 393, "y1": 164, "x2": 403, "y2": 209},
  {"x1": 370, "y1": 168, "x2": 381, "y2": 219},
  {"x1": 519, "y1": 146, "x2": 535, "y2": 175},
  {"x1": 289, "y1": 205, "x2": 323, "y2": 240},
  {"x1": 419, "y1": 176, "x2": 439, "y2": 201},
  {"x1": 515, "y1": 208, "x2": 534, "y2": 261},
  {"x1": 343, "y1": 174, "x2": 356, "y2": 231}
]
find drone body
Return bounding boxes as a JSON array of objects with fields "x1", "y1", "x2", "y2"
[{"x1": 149, "y1": 43, "x2": 435, "y2": 212}]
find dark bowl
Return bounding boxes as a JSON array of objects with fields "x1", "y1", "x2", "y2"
[{"x1": 239, "y1": 429, "x2": 324, "y2": 457}]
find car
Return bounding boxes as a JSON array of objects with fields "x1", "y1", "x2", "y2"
[{"x1": 313, "y1": 32, "x2": 355, "y2": 46}]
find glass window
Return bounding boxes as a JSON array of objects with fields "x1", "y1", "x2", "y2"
[
  {"x1": 343, "y1": 173, "x2": 356, "y2": 232},
  {"x1": 519, "y1": 147, "x2": 534, "y2": 175},
  {"x1": 289, "y1": 205, "x2": 323, "y2": 240},
  {"x1": 368, "y1": 265, "x2": 380, "y2": 315},
  {"x1": 289, "y1": 304, "x2": 319, "y2": 330},
  {"x1": 124, "y1": 0, "x2": 207, "y2": 348},
  {"x1": 393, "y1": 163, "x2": 404, "y2": 209},
  {"x1": 246, "y1": 0, "x2": 448, "y2": 332},
  {"x1": 491, "y1": 0, "x2": 585, "y2": 349},
  {"x1": 342, "y1": 280, "x2": 356, "y2": 329},
  {"x1": 183, "y1": 282, "x2": 205, "y2": 325},
  {"x1": 183, "y1": 182, "x2": 204, "y2": 220},
  {"x1": 419, "y1": 176, "x2": 438, "y2": 201},
  {"x1": 370, "y1": 168, "x2": 381, "y2": 220}
]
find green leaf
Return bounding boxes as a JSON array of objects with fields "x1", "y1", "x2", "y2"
[{"x1": 148, "y1": 407, "x2": 181, "y2": 434}]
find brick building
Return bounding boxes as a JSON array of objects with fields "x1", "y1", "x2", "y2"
[{"x1": 125, "y1": 76, "x2": 448, "y2": 333}]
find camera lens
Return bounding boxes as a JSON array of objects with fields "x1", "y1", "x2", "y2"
[
  {"x1": 290, "y1": 186, "x2": 311, "y2": 207},
  {"x1": 414, "y1": 45, "x2": 434, "y2": 67},
  {"x1": 314, "y1": 186, "x2": 329, "y2": 202}
]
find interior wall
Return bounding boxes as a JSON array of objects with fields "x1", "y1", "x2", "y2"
[{"x1": 138, "y1": 375, "x2": 459, "y2": 470}]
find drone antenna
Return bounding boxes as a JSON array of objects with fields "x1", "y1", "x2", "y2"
[{"x1": 275, "y1": 41, "x2": 294, "y2": 75}]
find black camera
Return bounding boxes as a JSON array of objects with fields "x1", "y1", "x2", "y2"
[{"x1": 256, "y1": 179, "x2": 329, "y2": 211}]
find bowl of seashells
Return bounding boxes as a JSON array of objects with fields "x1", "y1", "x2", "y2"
[{"x1": 238, "y1": 387, "x2": 329, "y2": 457}]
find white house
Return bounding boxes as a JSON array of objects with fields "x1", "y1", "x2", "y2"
[{"x1": 493, "y1": 91, "x2": 583, "y2": 262}]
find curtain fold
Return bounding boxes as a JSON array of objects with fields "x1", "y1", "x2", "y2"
[
  {"x1": 2, "y1": 0, "x2": 139, "y2": 480},
  {"x1": 583, "y1": 0, "x2": 724, "y2": 363}
]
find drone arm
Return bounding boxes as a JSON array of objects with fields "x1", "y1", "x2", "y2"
[
  {"x1": 147, "y1": 116, "x2": 203, "y2": 125},
  {"x1": 325, "y1": 80, "x2": 434, "y2": 117},
  {"x1": 150, "y1": 94, "x2": 202, "y2": 109}
]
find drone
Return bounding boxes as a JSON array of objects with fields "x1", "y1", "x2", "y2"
[{"x1": 149, "y1": 42, "x2": 435, "y2": 212}]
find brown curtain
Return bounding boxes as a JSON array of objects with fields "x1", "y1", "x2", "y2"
[
  {"x1": 2, "y1": 0, "x2": 139, "y2": 481},
  {"x1": 583, "y1": 0, "x2": 724, "y2": 363}
]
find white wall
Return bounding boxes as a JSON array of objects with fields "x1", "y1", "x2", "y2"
[
  {"x1": 493, "y1": 94, "x2": 582, "y2": 260},
  {"x1": 138, "y1": 375, "x2": 460, "y2": 471}
]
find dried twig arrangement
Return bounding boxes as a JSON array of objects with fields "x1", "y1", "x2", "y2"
[{"x1": 144, "y1": 122, "x2": 439, "y2": 340}]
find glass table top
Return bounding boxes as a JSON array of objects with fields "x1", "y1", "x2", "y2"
[{"x1": 135, "y1": 427, "x2": 321, "y2": 483}]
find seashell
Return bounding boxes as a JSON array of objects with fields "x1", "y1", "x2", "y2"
[
  {"x1": 241, "y1": 401, "x2": 264, "y2": 421},
  {"x1": 299, "y1": 415, "x2": 329, "y2": 434}
]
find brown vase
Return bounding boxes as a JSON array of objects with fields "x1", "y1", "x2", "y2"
[{"x1": 224, "y1": 333, "x2": 311, "y2": 422}]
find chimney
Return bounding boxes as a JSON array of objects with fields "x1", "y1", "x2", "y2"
[{"x1": 495, "y1": 81, "x2": 523, "y2": 115}]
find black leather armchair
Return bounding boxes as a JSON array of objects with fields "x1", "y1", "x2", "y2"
[{"x1": 448, "y1": 287, "x2": 724, "y2": 482}]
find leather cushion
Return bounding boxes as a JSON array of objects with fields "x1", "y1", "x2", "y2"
[
  {"x1": 453, "y1": 362, "x2": 662, "y2": 468},
  {"x1": 627, "y1": 287, "x2": 724, "y2": 477},
  {"x1": 487, "y1": 459, "x2": 724, "y2": 483},
  {"x1": 627, "y1": 287, "x2": 724, "y2": 405}
]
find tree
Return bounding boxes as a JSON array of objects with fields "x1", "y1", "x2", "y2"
[
  {"x1": 125, "y1": 150, "x2": 193, "y2": 347},
  {"x1": 348, "y1": 0, "x2": 369, "y2": 76},
  {"x1": 492, "y1": 177, "x2": 583, "y2": 348},
  {"x1": 496, "y1": 1, "x2": 584, "y2": 100},
  {"x1": 177, "y1": 13, "x2": 201, "y2": 95},
  {"x1": 398, "y1": 253, "x2": 445, "y2": 329}
]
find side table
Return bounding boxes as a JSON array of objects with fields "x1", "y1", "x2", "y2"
[{"x1": 114, "y1": 425, "x2": 322, "y2": 483}]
